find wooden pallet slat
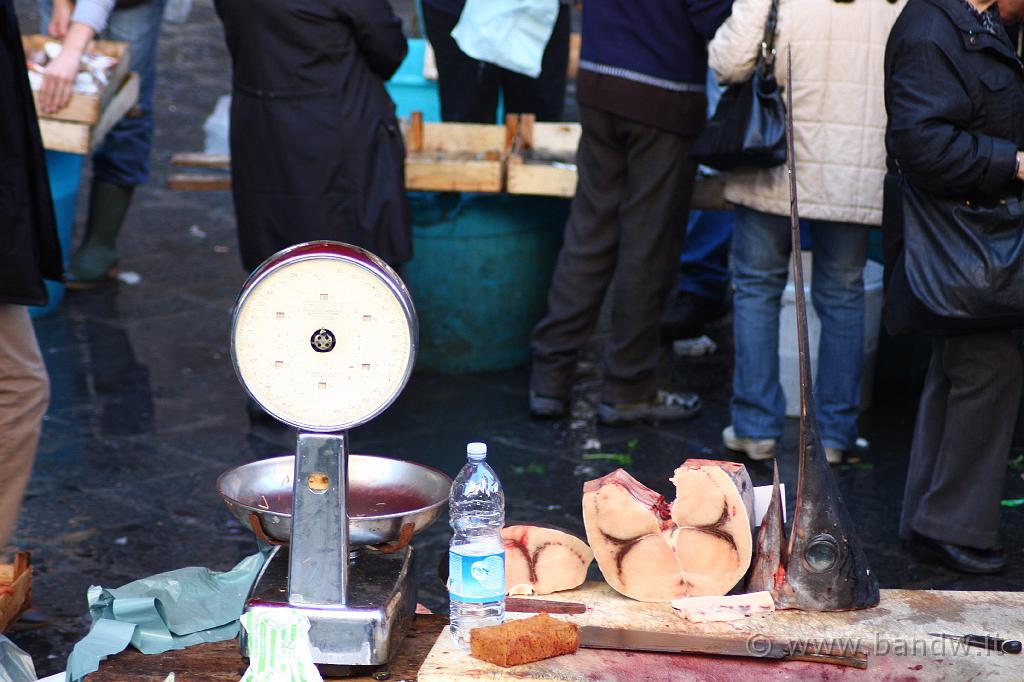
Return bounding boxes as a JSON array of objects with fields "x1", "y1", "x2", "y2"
[
  {"x1": 171, "y1": 152, "x2": 231, "y2": 170},
  {"x1": 167, "y1": 173, "x2": 232, "y2": 192}
]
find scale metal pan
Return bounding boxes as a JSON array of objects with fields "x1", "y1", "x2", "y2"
[{"x1": 217, "y1": 454, "x2": 451, "y2": 545}]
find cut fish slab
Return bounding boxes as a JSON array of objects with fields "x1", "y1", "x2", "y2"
[
  {"x1": 502, "y1": 525, "x2": 594, "y2": 596},
  {"x1": 582, "y1": 461, "x2": 754, "y2": 602},
  {"x1": 672, "y1": 591, "x2": 775, "y2": 623}
]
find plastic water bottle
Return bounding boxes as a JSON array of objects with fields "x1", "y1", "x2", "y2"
[{"x1": 448, "y1": 442, "x2": 505, "y2": 649}]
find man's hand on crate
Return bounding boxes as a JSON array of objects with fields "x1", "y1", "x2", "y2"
[{"x1": 40, "y1": 6, "x2": 97, "y2": 113}]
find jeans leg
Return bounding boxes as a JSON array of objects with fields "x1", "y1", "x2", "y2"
[
  {"x1": 92, "y1": 0, "x2": 167, "y2": 186},
  {"x1": 678, "y1": 210, "x2": 733, "y2": 302},
  {"x1": 809, "y1": 221, "x2": 868, "y2": 450},
  {"x1": 730, "y1": 205, "x2": 790, "y2": 440}
]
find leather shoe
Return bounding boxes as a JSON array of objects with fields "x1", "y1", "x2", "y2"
[{"x1": 908, "y1": 531, "x2": 1006, "y2": 574}]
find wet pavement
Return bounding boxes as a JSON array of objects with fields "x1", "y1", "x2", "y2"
[{"x1": 10, "y1": 1, "x2": 1024, "y2": 677}]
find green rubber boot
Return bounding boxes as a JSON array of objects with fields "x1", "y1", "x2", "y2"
[{"x1": 66, "y1": 180, "x2": 134, "y2": 289}]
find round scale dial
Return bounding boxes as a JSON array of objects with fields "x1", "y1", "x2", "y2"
[{"x1": 231, "y1": 245, "x2": 415, "y2": 432}]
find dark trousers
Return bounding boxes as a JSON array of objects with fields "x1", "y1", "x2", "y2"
[
  {"x1": 530, "y1": 105, "x2": 698, "y2": 404},
  {"x1": 422, "y1": 3, "x2": 570, "y2": 123},
  {"x1": 900, "y1": 331, "x2": 1022, "y2": 549}
]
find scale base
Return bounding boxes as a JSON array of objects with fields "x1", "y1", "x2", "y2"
[{"x1": 242, "y1": 545, "x2": 416, "y2": 674}]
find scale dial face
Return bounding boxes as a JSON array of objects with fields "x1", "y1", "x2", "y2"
[{"x1": 231, "y1": 244, "x2": 416, "y2": 432}]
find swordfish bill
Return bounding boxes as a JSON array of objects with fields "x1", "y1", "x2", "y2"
[{"x1": 761, "y1": 46, "x2": 879, "y2": 610}]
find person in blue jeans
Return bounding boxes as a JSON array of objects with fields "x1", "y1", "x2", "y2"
[
  {"x1": 39, "y1": 0, "x2": 165, "y2": 288},
  {"x1": 708, "y1": 0, "x2": 905, "y2": 463},
  {"x1": 661, "y1": 207, "x2": 733, "y2": 339}
]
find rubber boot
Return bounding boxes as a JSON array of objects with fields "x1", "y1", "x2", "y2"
[{"x1": 65, "y1": 180, "x2": 134, "y2": 289}]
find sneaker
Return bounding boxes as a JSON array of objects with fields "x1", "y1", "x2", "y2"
[
  {"x1": 824, "y1": 447, "x2": 845, "y2": 465},
  {"x1": 597, "y1": 390, "x2": 702, "y2": 425},
  {"x1": 722, "y1": 425, "x2": 776, "y2": 461},
  {"x1": 529, "y1": 391, "x2": 567, "y2": 419}
]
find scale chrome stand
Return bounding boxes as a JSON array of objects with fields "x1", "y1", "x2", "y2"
[{"x1": 230, "y1": 242, "x2": 419, "y2": 675}]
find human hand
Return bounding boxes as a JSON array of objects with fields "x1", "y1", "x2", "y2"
[
  {"x1": 39, "y1": 46, "x2": 80, "y2": 113},
  {"x1": 1017, "y1": 151, "x2": 1024, "y2": 182},
  {"x1": 47, "y1": 0, "x2": 73, "y2": 38},
  {"x1": 39, "y1": 21, "x2": 96, "y2": 114}
]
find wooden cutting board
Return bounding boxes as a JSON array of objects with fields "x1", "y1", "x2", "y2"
[{"x1": 417, "y1": 582, "x2": 1024, "y2": 681}]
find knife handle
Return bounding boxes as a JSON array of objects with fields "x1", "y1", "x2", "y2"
[
  {"x1": 964, "y1": 635, "x2": 1022, "y2": 654},
  {"x1": 786, "y1": 649, "x2": 869, "y2": 670},
  {"x1": 505, "y1": 598, "x2": 587, "y2": 615}
]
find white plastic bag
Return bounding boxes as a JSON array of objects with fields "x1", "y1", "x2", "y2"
[
  {"x1": 451, "y1": 0, "x2": 559, "y2": 78},
  {"x1": 0, "y1": 636, "x2": 36, "y2": 682},
  {"x1": 203, "y1": 94, "x2": 231, "y2": 155}
]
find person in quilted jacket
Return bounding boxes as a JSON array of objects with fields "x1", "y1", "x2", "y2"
[{"x1": 708, "y1": 0, "x2": 905, "y2": 464}]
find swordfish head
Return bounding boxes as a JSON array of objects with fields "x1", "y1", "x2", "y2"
[
  {"x1": 748, "y1": 46, "x2": 879, "y2": 611},
  {"x1": 775, "y1": 408, "x2": 880, "y2": 610}
]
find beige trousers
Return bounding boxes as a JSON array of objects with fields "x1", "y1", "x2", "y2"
[{"x1": 0, "y1": 305, "x2": 49, "y2": 548}]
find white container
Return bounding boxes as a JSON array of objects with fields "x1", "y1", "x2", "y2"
[{"x1": 779, "y1": 252, "x2": 884, "y2": 417}]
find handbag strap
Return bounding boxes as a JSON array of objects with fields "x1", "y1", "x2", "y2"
[{"x1": 758, "y1": 0, "x2": 781, "y2": 75}]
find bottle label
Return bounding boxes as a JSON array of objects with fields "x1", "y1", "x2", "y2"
[{"x1": 448, "y1": 549, "x2": 505, "y2": 603}]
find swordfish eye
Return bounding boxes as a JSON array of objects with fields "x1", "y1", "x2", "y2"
[{"x1": 803, "y1": 534, "x2": 840, "y2": 573}]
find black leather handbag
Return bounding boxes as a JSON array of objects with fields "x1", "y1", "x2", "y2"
[
  {"x1": 689, "y1": 0, "x2": 786, "y2": 171},
  {"x1": 901, "y1": 179, "x2": 1024, "y2": 325}
]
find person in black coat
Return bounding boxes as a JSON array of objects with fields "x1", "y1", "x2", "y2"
[
  {"x1": 883, "y1": 0, "x2": 1024, "y2": 573},
  {"x1": 214, "y1": 0, "x2": 411, "y2": 272},
  {"x1": 0, "y1": 0, "x2": 59, "y2": 547}
]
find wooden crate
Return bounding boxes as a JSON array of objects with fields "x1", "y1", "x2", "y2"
[
  {"x1": 23, "y1": 35, "x2": 139, "y2": 154},
  {"x1": 22, "y1": 35, "x2": 132, "y2": 125},
  {"x1": 0, "y1": 552, "x2": 32, "y2": 633},
  {"x1": 36, "y1": 71, "x2": 140, "y2": 154},
  {"x1": 505, "y1": 114, "x2": 580, "y2": 198},
  {"x1": 404, "y1": 112, "x2": 506, "y2": 193}
]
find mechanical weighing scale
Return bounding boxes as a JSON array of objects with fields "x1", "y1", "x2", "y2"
[{"x1": 216, "y1": 241, "x2": 451, "y2": 676}]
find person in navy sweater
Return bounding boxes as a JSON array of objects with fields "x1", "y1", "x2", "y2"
[{"x1": 529, "y1": 0, "x2": 733, "y2": 424}]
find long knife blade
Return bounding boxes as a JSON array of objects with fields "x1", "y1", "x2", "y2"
[{"x1": 578, "y1": 627, "x2": 868, "y2": 669}]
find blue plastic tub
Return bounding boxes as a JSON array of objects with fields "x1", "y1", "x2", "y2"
[
  {"x1": 406, "y1": 193, "x2": 570, "y2": 374},
  {"x1": 30, "y1": 150, "x2": 83, "y2": 318}
]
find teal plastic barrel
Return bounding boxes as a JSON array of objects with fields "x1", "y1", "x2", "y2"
[
  {"x1": 406, "y1": 193, "x2": 569, "y2": 373},
  {"x1": 31, "y1": 150, "x2": 84, "y2": 318}
]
